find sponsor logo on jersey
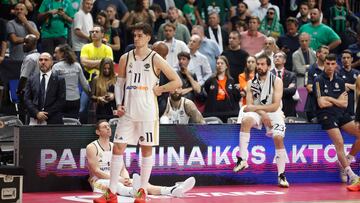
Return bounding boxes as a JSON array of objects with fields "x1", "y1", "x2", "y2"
[{"x1": 126, "y1": 85, "x2": 149, "y2": 90}]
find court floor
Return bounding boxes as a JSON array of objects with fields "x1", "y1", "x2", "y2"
[{"x1": 23, "y1": 183, "x2": 360, "y2": 203}]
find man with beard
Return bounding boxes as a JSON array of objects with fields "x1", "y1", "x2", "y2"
[
  {"x1": 299, "y1": 8, "x2": 341, "y2": 51},
  {"x1": 234, "y1": 54, "x2": 289, "y2": 188},
  {"x1": 160, "y1": 88, "x2": 205, "y2": 124},
  {"x1": 230, "y1": 1, "x2": 251, "y2": 31}
]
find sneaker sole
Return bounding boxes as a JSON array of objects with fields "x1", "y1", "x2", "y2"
[{"x1": 233, "y1": 165, "x2": 249, "y2": 172}]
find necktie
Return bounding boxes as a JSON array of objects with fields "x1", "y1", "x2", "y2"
[
  {"x1": 39, "y1": 74, "x2": 46, "y2": 109},
  {"x1": 277, "y1": 70, "x2": 282, "y2": 78}
]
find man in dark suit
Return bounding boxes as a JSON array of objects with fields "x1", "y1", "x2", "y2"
[
  {"x1": 24, "y1": 52, "x2": 66, "y2": 125},
  {"x1": 271, "y1": 51, "x2": 297, "y2": 117}
]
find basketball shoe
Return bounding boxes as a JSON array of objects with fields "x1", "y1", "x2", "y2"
[
  {"x1": 93, "y1": 188, "x2": 117, "y2": 203},
  {"x1": 278, "y1": 173, "x2": 289, "y2": 188},
  {"x1": 337, "y1": 160, "x2": 347, "y2": 183},
  {"x1": 233, "y1": 156, "x2": 249, "y2": 172},
  {"x1": 347, "y1": 177, "x2": 360, "y2": 191},
  {"x1": 134, "y1": 188, "x2": 146, "y2": 203},
  {"x1": 171, "y1": 177, "x2": 196, "y2": 197}
]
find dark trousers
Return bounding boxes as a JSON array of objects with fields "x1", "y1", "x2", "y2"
[
  {"x1": 63, "y1": 99, "x2": 80, "y2": 119},
  {"x1": 41, "y1": 37, "x2": 67, "y2": 55}
]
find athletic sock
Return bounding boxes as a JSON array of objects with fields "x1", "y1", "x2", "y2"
[
  {"x1": 109, "y1": 155, "x2": 124, "y2": 193},
  {"x1": 140, "y1": 156, "x2": 153, "y2": 190},
  {"x1": 239, "y1": 132, "x2": 250, "y2": 161},
  {"x1": 275, "y1": 149, "x2": 287, "y2": 176}
]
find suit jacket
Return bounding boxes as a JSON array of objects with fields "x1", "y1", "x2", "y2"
[
  {"x1": 271, "y1": 69, "x2": 297, "y2": 117},
  {"x1": 24, "y1": 72, "x2": 66, "y2": 124},
  {"x1": 292, "y1": 48, "x2": 317, "y2": 76}
]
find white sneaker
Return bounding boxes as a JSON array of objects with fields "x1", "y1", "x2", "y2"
[
  {"x1": 337, "y1": 161, "x2": 348, "y2": 183},
  {"x1": 171, "y1": 177, "x2": 196, "y2": 197},
  {"x1": 278, "y1": 173, "x2": 289, "y2": 188},
  {"x1": 132, "y1": 173, "x2": 141, "y2": 197},
  {"x1": 233, "y1": 156, "x2": 249, "y2": 172}
]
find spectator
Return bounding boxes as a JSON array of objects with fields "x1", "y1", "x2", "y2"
[
  {"x1": 0, "y1": 18, "x2": 6, "y2": 64},
  {"x1": 238, "y1": 55, "x2": 256, "y2": 107},
  {"x1": 338, "y1": 49, "x2": 359, "y2": 116},
  {"x1": 160, "y1": 88, "x2": 205, "y2": 124},
  {"x1": 96, "y1": 11, "x2": 121, "y2": 54},
  {"x1": 297, "y1": 2, "x2": 310, "y2": 28},
  {"x1": 7, "y1": 3, "x2": 39, "y2": 60},
  {"x1": 252, "y1": 0, "x2": 280, "y2": 21},
  {"x1": 24, "y1": 52, "x2": 66, "y2": 125},
  {"x1": 271, "y1": 51, "x2": 297, "y2": 117},
  {"x1": 150, "y1": 0, "x2": 175, "y2": 12},
  {"x1": 230, "y1": 1, "x2": 251, "y2": 31},
  {"x1": 292, "y1": 32, "x2": 317, "y2": 87},
  {"x1": 91, "y1": 58, "x2": 117, "y2": 121},
  {"x1": 126, "y1": 0, "x2": 155, "y2": 31},
  {"x1": 240, "y1": 16, "x2": 266, "y2": 56},
  {"x1": 187, "y1": 34, "x2": 212, "y2": 86},
  {"x1": 205, "y1": 12, "x2": 229, "y2": 53},
  {"x1": 319, "y1": 0, "x2": 351, "y2": 13},
  {"x1": 299, "y1": 8, "x2": 341, "y2": 51},
  {"x1": 222, "y1": 30, "x2": 249, "y2": 83},
  {"x1": 37, "y1": 0, "x2": 74, "y2": 55},
  {"x1": 53, "y1": 44, "x2": 90, "y2": 119},
  {"x1": 157, "y1": 6, "x2": 191, "y2": 43},
  {"x1": 203, "y1": 55, "x2": 241, "y2": 122},
  {"x1": 276, "y1": 17, "x2": 300, "y2": 71},
  {"x1": 191, "y1": 25, "x2": 220, "y2": 72},
  {"x1": 80, "y1": 24, "x2": 113, "y2": 123},
  {"x1": 348, "y1": 31, "x2": 360, "y2": 70},
  {"x1": 356, "y1": 76, "x2": 360, "y2": 126},
  {"x1": 71, "y1": 0, "x2": 93, "y2": 60},
  {"x1": 150, "y1": 4, "x2": 166, "y2": 37},
  {"x1": 196, "y1": 0, "x2": 233, "y2": 25},
  {"x1": 182, "y1": 0, "x2": 197, "y2": 28},
  {"x1": 176, "y1": 51, "x2": 201, "y2": 101},
  {"x1": 92, "y1": 0, "x2": 129, "y2": 25},
  {"x1": 106, "y1": 4, "x2": 123, "y2": 61},
  {"x1": 163, "y1": 22, "x2": 190, "y2": 68},
  {"x1": 304, "y1": 45, "x2": 329, "y2": 122},
  {"x1": 255, "y1": 36, "x2": 277, "y2": 69},
  {"x1": 259, "y1": 7, "x2": 284, "y2": 39}
]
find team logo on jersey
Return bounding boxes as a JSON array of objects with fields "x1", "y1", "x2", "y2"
[
  {"x1": 139, "y1": 136, "x2": 145, "y2": 142},
  {"x1": 144, "y1": 63, "x2": 150, "y2": 70},
  {"x1": 335, "y1": 82, "x2": 339, "y2": 89},
  {"x1": 228, "y1": 84, "x2": 233, "y2": 89},
  {"x1": 129, "y1": 62, "x2": 133, "y2": 69}
]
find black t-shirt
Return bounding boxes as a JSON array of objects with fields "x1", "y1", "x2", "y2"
[{"x1": 221, "y1": 49, "x2": 249, "y2": 83}]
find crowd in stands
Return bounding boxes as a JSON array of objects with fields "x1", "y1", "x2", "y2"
[{"x1": 0, "y1": 0, "x2": 359, "y2": 125}]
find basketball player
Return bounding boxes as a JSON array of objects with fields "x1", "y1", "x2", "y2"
[
  {"x1": 233, "y1": 54, "x2": 289, "y2": 188},
  {"x1": 356, "y1": 75, "x2": 360, "y2": 129},
  {"x1": 87, "y1": 120, "x2": 196, "y2": 198},
  {"x1": 93, "y1": 23, "x2": 182, "y2": 203}
]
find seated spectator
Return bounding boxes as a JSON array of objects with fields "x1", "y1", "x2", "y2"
[
  {"x1": 292, "y1": 32, "x2": 317, "y2": 87},
  {"x1": 230, "y1": 1, "x2": 251, "y2": 31},
  {"x1": 187, "y1": 34, "x2": 212, "y2": 86},
  {"x1": 160, "y1": 88, "x2": 205, "y2": 124},
  {"x1": 338, "y1": 49, "x2": 360, "y2": 117},
  {"x1": 259, "y1": 7, "x2": 284, "y2": 39},
  {"x1": 7, "y1": 3, "x2": 39, "y2": 60},
  {"x1": 271, "y1": 51, "x2": 297, "y2": 117},
  {"x1": 91, "y1": 58, "x2": 117, "y2": 121},
  {"x1": 37, "y1": 0, "x2": 74, "y2": 55},
  {"x1": 255, "y1": 36, "x2": 277, "y2": 69},
  {"x1": 238, "y1": 55, "x2": 256, "y2": 107},
  {"x1": 53, "y1": 44, "x2": 90, "y2": 119},
  {"x1": 96, "y1": 11, "x2": 121, "y2": 54},
  {"x1": 176, "y1": 51, "x2": 201, "y2": 101},
  {"x1": 203, "y1": 56, "x2": 241, "y2": 122},
  {"x1": 240, "y1": 16, "x2": 266, "y2": 56},
  {"x1": 24, "y1": 53, "x2": 66, "y2": 125},
  {"x1": 348, "y1": 33, "x2": 360, "y2": 70},
  {"x1": 205, "y1": 12, "x2": 228, "y2": 53}
]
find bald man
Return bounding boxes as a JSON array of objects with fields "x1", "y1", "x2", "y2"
[{"x1": 24, "y1": 52, "x2": 66, "y2": 125}]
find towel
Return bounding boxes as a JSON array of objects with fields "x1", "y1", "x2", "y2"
[
  {"x1": 251, "y1": 72, "x2": 275, "y2": 105},
  {"x1": 208, "y1": 25, "x2": 223, "y2": 53}
]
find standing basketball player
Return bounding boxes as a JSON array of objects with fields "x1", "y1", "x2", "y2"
[
  {"x1": 233, "y1": 54, "x2": 289, "y2": 188},
  {"x1": 93, "y1": 23, "x2": 182, "y2": 203}
]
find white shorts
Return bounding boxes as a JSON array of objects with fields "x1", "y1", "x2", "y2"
[
  {"x1": 241, "y1": 111, "x2": 286, "y2": 137},
  {"x1": 114, "y1": 117, "x2": 159, "y2": 146}
]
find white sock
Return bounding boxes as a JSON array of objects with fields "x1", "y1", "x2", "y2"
[
  {"x1": 239, "y1": 132, "x2": 250, "y2": 161},
  {"x1": 109, "y1": 155, "x2": 124, "y2": 193},
  {"x1": 345, "y1": 166, "x2": 358, "y2": 181},
  {"x1": 116, "y1": 182, "x2": 133, "y2": 197},
  {"x1": 140, "y1": 156, "x2": 153, "y2": 190},
  {"x1": 160, "y1": 186, "x2": 175, "y2": 195},
  {"x1": 347, "y1": 154, "x2": 355, "y2": 162},
  {"x1": 275, "y1": 149, "x2": 287, "y2": 176}
]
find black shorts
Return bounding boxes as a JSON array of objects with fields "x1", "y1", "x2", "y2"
[{"x1": 318, "y1": 113, "x2": 353, "y2": 130}]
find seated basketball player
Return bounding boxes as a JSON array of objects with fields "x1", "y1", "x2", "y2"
[
  {"x1": 87, "y1": 120, "x2": 196, "y2": 198},
  {"x1": 234, "y1": 54, "x2": 289, "y2": 188}
]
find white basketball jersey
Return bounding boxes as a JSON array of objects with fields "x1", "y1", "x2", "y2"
[
  {"x1": 124, "y1": 50, "x2": 160, "y2": 121},
  {"x1": 90, "y1": 140, "x2": 113, "y2": 179},
  {"x1": 164, "y1": 97, "x2": 190, "y2": 124}
]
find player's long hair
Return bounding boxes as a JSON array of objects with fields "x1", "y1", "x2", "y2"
[{"x1": 94, "y1": 58, "x2": 117, "y2": 97}]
